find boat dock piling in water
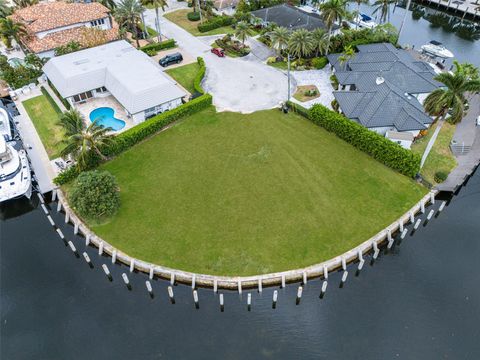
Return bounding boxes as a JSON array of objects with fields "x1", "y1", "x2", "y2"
[
  {"x1": 129, "y1": 259, "x2": 134, "y2": 273},
  {"x1": 414, "y1": 219, "x2": 421, "y2": 230},
  {"x1": 258, "y1": 278, "x2": 262, "y2": 293},
  {"x1": 238, "y1": 280, "x2": 242, "y2": 294},
  {"x1": 56, "y1": 228, "x2": 64, "y2": 239},
  {"x1": 98, "y1": 242, "x2": 104, "y2": 256},
  {"x1": 67, "y1": 241, "x2": 76, "y2": 253},
  {"x1": 281, "y1": 275, "x2": 286, "y2": 288},
  {"x1": 82, "y1": 252, "x2": 91, "y2": 264},
  {"x1": 47, "y1": 215, "x2": 55, "y2": 227},
  {"x1": 213, "y1": 279, "x2": 218, "y2": 293},
  {"x1": 112, "y1": 250, "x2": 117, "y2": 264},
  {"x1": 102, "y1": 264, "x2": 111, "y2": 278}
]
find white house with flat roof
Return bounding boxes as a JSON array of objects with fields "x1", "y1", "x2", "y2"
[{"x1": 43, "y1": 40, "x2": 187, "y2": 124}]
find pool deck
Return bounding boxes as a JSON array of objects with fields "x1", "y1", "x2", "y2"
[{"x1": 75, "y1": 96, "x2": 136, "y2": 133}]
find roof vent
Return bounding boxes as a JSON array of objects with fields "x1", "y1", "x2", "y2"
[
  {"x1": 376, "y1": 76, "x2": 385, "y2": 85},
  {"x1": 404, "y1": 92, "x2": 412, "y2": 100}
]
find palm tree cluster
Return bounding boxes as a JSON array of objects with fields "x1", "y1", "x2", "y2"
[{"x1": 0, "y1": 17, "x2": 27, "y2": 49}]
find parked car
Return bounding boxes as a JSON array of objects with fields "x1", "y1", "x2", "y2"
[
  {"x1": 159, "y1": 53, "x2": 183, "y2": 67},
  {"x1": 211, "y1": 48, "x2": 225, "y2": 57}
]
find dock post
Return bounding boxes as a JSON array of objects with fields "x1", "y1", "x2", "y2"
[
  {"x1": 112, "y1": 250, "x2": 117, "y2": 264},
  {"x1": 191, "y1": 274, "x2": 196, "y2": 290},
  {"x1": 258, "y1": 278, "x2": 262, "y2": 293},
  {"x1": 281, "y1": 275, "x2": 286, "y2": 288},
  {"x1": 98, "y1": 241, "x2": 104, "y2": 256},
  {"x1": 52, "y1": 189, "x2": 57, "y2": 202},
  {"x1": 409, "y1": 211, "x2": 415, "y2": 224},
  {"x1": 323, "y1": 265, "x2": 328, "y2": 280},
  {"x1": 272, "y1": 290, "x2": 278, "y2": 308},
  {"x1": 170, "y1": 272, "x2": 175, "y2": 286},
  {"x1": 296, "y1": 286, "x2": 303, "y2": 304},
  {"x1": 213, "y1": 279, "x2": 218, "y2": 293},
  {"x1": 149, "y1": 266, "x2": 154, "y2": 280},
  {"x1": 219, "y1": 293, "x2": 224, "y2": 311},
  {"x1": 302, "y1": 271, "x2": 307, "y2": 285},
  {"x1": 238, "y1": 280, "x2": 242, "y2": 294}
]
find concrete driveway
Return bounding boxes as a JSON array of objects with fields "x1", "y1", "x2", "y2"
[{"x1": 144, "y1": 9, "x2": 291, "y2": 113}]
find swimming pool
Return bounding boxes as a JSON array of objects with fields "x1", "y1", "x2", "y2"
[{"x1": 89, "y1": 107, "x2": 126, "y2": 131}]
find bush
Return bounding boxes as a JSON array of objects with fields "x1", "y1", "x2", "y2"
[
  {"x1": 194, "y1": 57, "x2": 206, "y2": 94},
  {"x1": 40, "y1": 87, "x2": 62, "y2": 114},
  {"x1": 139, "y1": 39, "x2": 176, "y2": 55},
  {"x1": 70, "y1": 170, "x2": 120, "y2": 221},
  {"x1": 434, "y1": 171, "x2": 448, "y2": 183},
  {"x1": 47, "y1": 79, "x2": 71, "y2": 109},
  {"x1": 187, "y1": 11, "x2": 200, "y2": 21},
  {"x1": 330, "y1": 74, "x2": 339, "y2": 90},
  {"x1": 307, "y1": 105, "x2": 421, "y2": 177},
  {"x1": 54, "y1": 166, "x2": 80, "y2": 185},
  {"x1": 286, "y1": 101, "x2": 309, "y2": 118},
  {"x1": 198, "y1": 16, "x2": 233, "y2": 33},
  {"x1": 311, "y1": 57, "x2": 328, "y2": 69},
  {"x1": 266, "y1": 56, "x2": 276, "y2": 64}
]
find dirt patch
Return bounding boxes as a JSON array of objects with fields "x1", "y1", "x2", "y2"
[{"x1": 293, "y1": 85, "x2": 320, "y2": 102}]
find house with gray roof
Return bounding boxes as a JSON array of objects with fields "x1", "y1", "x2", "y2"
[{"x1": 327, "y1": 43, "x2": 442, "y2": 149}]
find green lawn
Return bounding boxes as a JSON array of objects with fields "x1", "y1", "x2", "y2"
[
  {"x1": 165, "y1": 62, "x2": 200, "y2": 94},
  {"x1": 89, "y1": 107, "x2": 425, "y2": 276},
  {"x1": 411, "y1": 122, "x2": 457, "y2": 185},
  {"x1": 22, "y1": 95, "x2": 64, "y2": 159},
  {"x1": 164, "y1": 10, "x2": 234, "y2": 36}
]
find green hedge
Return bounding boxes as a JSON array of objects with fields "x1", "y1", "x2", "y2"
[
  {"x1": 140, "y1": 39, "x2": 176, "y2": 55},
  {"x1": 194, "y1": 57, "x2": 206, "y2": 94},
  {"x1": 54, "y1": 166, "x2": 80, "y2": 185},
  {"x1": 40, "y1": 86, "x2": 62, "y2": 114},
  {"x1": 47, "y1": 79, "x2": 71, "y2": 110},
  {"x1": 198, "y1": 16, "x2": 233, "y2": 33},
  {"x1": 297, "y1": 104, "x2": 420, "y2": 177},
  {"x1": 187, "y1": 11, "x2": 200, "y2": 21}
]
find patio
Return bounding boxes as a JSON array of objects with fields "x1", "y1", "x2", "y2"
[
  {"x1": 290, "y1": 69, "x2": 335, "y2": 109},
  {"x1": 74, "y1": 95, "x2": 135, "y2": 133}
]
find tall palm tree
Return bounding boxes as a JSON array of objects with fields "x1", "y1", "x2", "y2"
[
  {"x1": 288, "y1": 28, "x2": 314, "y2": 58},
  {"x1": 59, "y1": 110, "x2": 115, "y2": 170},
  {"x1": 320, "y1": 0, "x2": 348, "y2": 55},
  {"x1": 372, "y1": 0, "x2": 396, "y2": 24},
  {"x1": 268, "y1": 26, "x2": 289, "y2": 56},
  {"x1": 12, "y1": 0, "x2": 38, "y2": 8},
  {"x1": 349, "y1": 0, "x2": 369, "y2": 29},
  {"x1": 420, "y1": 67, "x2": 480, "y2": 168},
  {"x1": 115, "y1": 0, "x2": 145, "y2": 48},
  {"x1": 234, "y1": 21, "x2": 251, "y2": 45},
  {"x1": 0, "y1": 0, "x2": 12, "y2": 18},
  {"x1": 96, "y1": 0, "x2": 117, "y2": 10},
  {"x1": 141, "y1": 0, "x2": 168, "y2": 43},
  {"x1": 0, "y1": 18, "x2": 27, "y2": 49},
  {"x1": 311, "y1": 28, "x2": 329, "y2": 56}
]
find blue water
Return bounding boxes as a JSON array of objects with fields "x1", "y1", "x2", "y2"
[{"x1": 89, "y1": 107, "x2": 125, "y2": 131}]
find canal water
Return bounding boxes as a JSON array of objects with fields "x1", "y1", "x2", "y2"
[{"x1": 1, "y1": 166, "x2": 479, "y2": 359}]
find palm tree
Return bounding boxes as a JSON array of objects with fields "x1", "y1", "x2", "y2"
[
  {"x1": 420, "y1": 67, "x2": 480, "y2": 168},
  {"x1": 0, "y1": 18, "x2": 27, "y2": 49},
  {"x1": 234, "y1": 21, "x2": 251, "y2": 45},
  {"x1": 311, "y1": 28, "x2": 329, "y2": 56},
  {"x1": 115, "y1": 0, "x2": 145, "y2": 48},
  {"x1": 12, "y1": 0, "x2": 38, "y2": 8},
  {"x1": 372, "y1": 0, "x2": 396, "y2": 24},
  {"x1": 320, "y1": 0, "x2": 348, "y2": 55},
  {"x1": 141, "y1": 0, "x2": 168, "y2": 43},
  {"x1": 268, "y1": 26, "x2": 289, "y2": 56},
  {"x1": 338, "y1": 44, "x2": 355, "y2": 65},
  {"x1": 59, "y1": 110, "x2": 115, "y2": 170},
  {"x1": 349, "y1": 0, "x2": 369, "y2": 29},
  {"x1": 0, "y1": 0, "x2": 12, "y2": 18},
  {"x1": 288, "y1": 28, "x2": 314, "y2": 58},
  {"x1": 96, "y1": 0, "x2": 117, "y2": 10}
]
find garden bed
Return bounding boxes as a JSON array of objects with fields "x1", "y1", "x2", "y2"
[{"x1": 293, "y1": 85, "x2": 320, "y2": 102}]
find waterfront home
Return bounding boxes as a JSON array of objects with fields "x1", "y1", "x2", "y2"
[
  {"x1": 327, "y1": 43, "x2": 441, "y2": 148},
  {"x1": 43, "y1": 40, "x2": 187, "y2": 125},
  {"x1": 10, "y1": 1, "x2": 118, "y2": 58}
]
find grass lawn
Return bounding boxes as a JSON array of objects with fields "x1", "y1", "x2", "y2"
[
  {"x1": 88, "y1": 107, "x2": 426, "y2": 276},
  {"x1": 268, "y1": 61, "x2": 288, "y2": 71},
  {"x1": 22, "y1": 95, "x2": 64, "y2": 159},
  {"x1": 165, "y1": 62, "x2": 200, "y2": 94},
  {"x1": 411, "y1": 122, "x2": 457, "y2": 185},
  {"x1": 164, "y1": 10, "x2": 234, "y2": 36},
  {"x1": 293, "y1": 85, "x2": 320, "y2": 102}
]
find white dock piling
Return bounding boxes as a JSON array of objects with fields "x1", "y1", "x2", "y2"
[
  {"x1": 129, "y1": 259, "x2": 135, "y2": 272},
  {"x1": 68, "y1": 241, "x2": 76, "y2": 253},
  {"x1": 82, "y1": 252, "x2": 91, "y2": 264},
  {"x1": 170, "y1": 272, "x2": 175, "y2": 285},
  {"x1": 303, "y1": 271, "x2": 307, "y2": 285},
  {"x1": 401, "y1": 228, "x2": 408, "y2": 239},
  {"x1": 341, "y1": 257, "x2": 347, "y2": 271},
  {"x1": 387, "y1": 230, "x2": 394, "y2": 249},
  {"x1": 323, "y1": 265, "x2": 328, "y2": 280},
  {"x1": 193, "y1": 290, "x2": 199, "y2": 305},
  {"x1": 146, "y1": 280, "x2": 153, "y2": 293},
  {"x1": 414, "y1": 219, "x2": 421, "y2": 230},
  {"x1": 427, "y1": 209, "x2": 434, "y2": 221},
  {"x1": 85, "y1": 234, "x2": 90, "y2": 246},
  {"x1": 102, "y1": 264, "x2": 111, "y2": 277},
  {"x1": 273, "y1": 290, "x2": 278, "y2": 304},
  {"x1": 112, "y1": 250, "x2": 117, "y2": 264},
  {"x1": 98, "y1": 241, "x2": 104, "y2": 256},
  {"x1": 56, "y1": 228, "x2": 64, "y2": 239},
  {"x1": 73, "y1": 223, "x2": 79, "y2": 235},
  {"x1": 52, "y1": 189, "x2": 57, "y2": 202},
  {"x1": 297, "y1": 286, "x2": 303, "y2": 300},
  {"x1": 37, "y1": 192, "x2": 44, "y2": 203},
  {"x1": 149, "y1": 266, "x2": 154, "y2": 280},
  {"x1": 191, "y1": 274, "x2": 196, "y2": 290},
  {"x1": 341, "y1": 271, "x2": 348, "y2": 284},
  {"x1": 168, "y1": 286, "x2": 174, "y2": 299},
  {"x1": 409, "y1": 211, "x2": 415, "y2": 224},
  {"x1": 247, "y1": 293, "x2": 251, "y2": 307},
  {"x1": 213, "y1": 279, "x2": 218, "y2": 293},
  {"x1": 219, "y1": 293, "x2": 224, "y2": 308},
  {"x1": 47, "y1": 215, "x2": 55, "y2": 226},
  {"x1": 373, "y1": 241, "x2": 379, "y2": 259},
  {"x1": 358, "y1": 249, "x2": 363, "y2": 261},
  {"x1": 258, "y1": 278, "x2": 262, "y2": 293},
  {"x1": 56, "y1": 201, "x2": 62, "y2": 212},
  {"x1": 321, "y1": 281, "x2": 328, "y2": 295},
  {"x1": 439, "y1": 201, "x2": 446, "y2": 212},
  {"x1": 358, "y1": 258, "x2": 365, "y2": 271},
  {"x1": 65, "y1": 211, "x2": 69, "y2": 224},
  {"x1": 238, "y1": 280, "x2": 242, "y2": 294},
  {"x1": 41, "y1": 204, "x2": 48, "y2": 214},
  {"x1": 122, "y1": 273, "x2": 129, "y2": 285},
  {"x1": 281, "y1": 275, "x2": 286, "y2": 288},
  {"x1": 399, "y1": 220, "x2": 404, "y2": 233},
  {"x1": 430, "y1": 192, "x2": 435, "y2": 204},
  {"x1": 420, "y1": 202, "x2": 425, "y2": 214}
]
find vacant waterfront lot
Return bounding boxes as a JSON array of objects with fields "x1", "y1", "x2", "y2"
[
  {"x1": 164, "y1": 10, "x2": 234, "y2": 36},
  {"x1": 23, "y1": 94, "x2": 63, "y2": 159},
  {"x1": 92, "y1": 107, "x2": 425, "y2": 275}
]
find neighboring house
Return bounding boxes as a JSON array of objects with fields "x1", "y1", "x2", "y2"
[
  {"x1": 10, "y1": 1, "x2": 119, "y2": 58},
  {"x1": 251, "y1": 4, "x2": 339, "y2": 32},
  {"x1": 43, "y1": 40, "x2": 187, "y2": 124},
  {"x1": 327, "y1": 43, "x2": 442, "y2": 149},
  {"x1": 213, "y1": 0, "x2": 239, "y2": 15}
]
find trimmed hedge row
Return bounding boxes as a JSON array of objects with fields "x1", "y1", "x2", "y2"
[
  {"x1": 307, "y1": 105, "x2": 421, "y2": 177},
  {"x1": 54, "y1": 94, "x2": 213, "y2": 185},
  {"x1": 198, "y1": 16, "x2": 233, "y2": 33},
  {"x1": 194, "y1": 57, "x2": 206, "y2": 94},
  {"x1": 47, "y1": 79, "x2": 71, "y2": 110},
  {"x1": 140, "y1": 39, "x2": 176, "y2": 53},
  {"x1": 40, "y1": 86, "x2": 62, "y2": 114}
]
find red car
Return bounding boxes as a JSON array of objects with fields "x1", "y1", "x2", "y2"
[{"x1": 211, "y1": 48, "x2": 225, "y2": 57}]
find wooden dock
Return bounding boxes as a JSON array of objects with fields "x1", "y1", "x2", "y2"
[{"x1": 414, "y1": 0, "x2": 480, "y2": 21}]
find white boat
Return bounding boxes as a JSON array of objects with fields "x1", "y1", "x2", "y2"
[
  {"x1": 0, "y1": 107, "x2": 32, "y2": 203},
  {"x1": 353, "y1": 13, "x2": 377, "y2": 29},
  {"x1": 420, "y1": 41, "x2": 454, "y2": 59}
]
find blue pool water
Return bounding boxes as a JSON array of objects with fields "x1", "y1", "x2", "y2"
[{"x1": 89, "y1": 107, "x2": 126, "y2": 131}]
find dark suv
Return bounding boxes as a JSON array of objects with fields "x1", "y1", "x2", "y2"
[{"x1": 159, "y1": 53, "x2": 183, "y2": 67}]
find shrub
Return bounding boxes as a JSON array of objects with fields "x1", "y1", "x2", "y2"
[
  {"x1": 40, "y1": 87, "x2": 62, "y2": 114},
  {"x1": 47, "y1": 79, "x2": 71, "y2": 109},
  {"x1": 187, "y1": 11, "x2": 200, "y2": 21},
  {"x1": 286, "y1": 101, "x2": 309, "y2": 118},
  {"x1": 330, "y1": 74, "x2": 339, "y2": 90},
  {"x1": 311, "y1": 57, "x2": 328, "y2": 69},
  {"x1": 194, "y1": 57, "x2": 206, "y2": 94},
  {"x1": 70, "y1": 170, "x2": 120, "y2": 221},
  {"x1": 139, "y1": 39, "x2": 176, "y2": 55},
  {"x1": 307, "y1": 105, "x2": 421, "y2": 177},
  {"x1": 434, "y1": 171, "x2": 448, "y2": 183},
  {"x1": 266, "y1": 56, "x2": 276, "y2": 64},
  {"x1": 143, "y1": 48, "x2": 157, "y2": 56},
  {"x1": 198, "y1": 16, "x2": 233, "y2": 33},
  {"x1": 54, "y1": 166, "x2": 80, "y2": 185}
]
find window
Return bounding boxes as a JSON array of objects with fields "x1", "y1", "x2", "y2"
[
  {"x1": 72, "y1": 91, "x2": 93, "y2": 103},
  {"x1": 90, "y1": 18, "x2": 105, "y2": 27},
  {"x1": 95, "y1": 86, "x2": 107, "y2": 93}
]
